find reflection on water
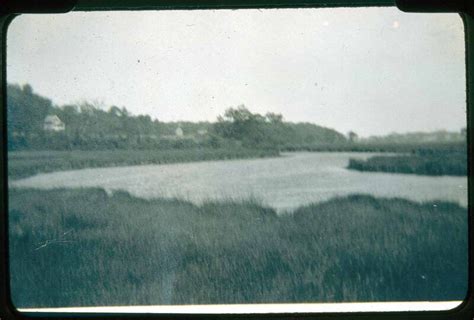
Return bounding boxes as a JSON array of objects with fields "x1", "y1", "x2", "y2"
[{"x1": 11, "y1": 152, "x2": 467, "y2": 212}]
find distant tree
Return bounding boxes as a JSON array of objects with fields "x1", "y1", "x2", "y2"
[
  {"x1": 109, "y1": 106, "x2": 123, "y2": 117},
  {"x1": 214, "y1": 105, "x2": 270, "y2": 148},
  {"x1": 265, "y1": 112, "x2": 283, "y2": 124},
  {"x1": 213, "y1": 105, "x2": 348, "y2": 149},
  {"x1": 7, "y1": 83, "x2": 53, "y2": 149},
  {"x1": 7, "y1": 83, "x2": 347, "y2": 151},
  {"x1": 121, "y1": 107, "x2": 130, "y2": 117},
  {"x1": 221, "y1": 105, "x2": 254, "y2": 123},
  {"x1": 79, "y1": 102, "x2": 95, "y2": 115},
  {"x1": 22, "y1": 84, "x2": 33, "y2": 95},
  {"x1": 7, "y1": 83, "x2": 168, "y2": 150},
  {"x1": 348, "y1": 131, "x2": 358, "y2": 143}
]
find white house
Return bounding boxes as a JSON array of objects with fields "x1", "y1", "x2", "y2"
[
  {"x1": 43, "y1": 115, "x2": 65, "y2": 132},
  {"x1": 197, "y1": 129, "x2": 208, "y2": 136},
  {"x1": 175, "y1": 126, "x2": 184, "y2": 137}
]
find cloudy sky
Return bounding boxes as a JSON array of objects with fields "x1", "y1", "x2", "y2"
[{"x1": 7, "y1": 7, "x2": 465, "y2": 137}]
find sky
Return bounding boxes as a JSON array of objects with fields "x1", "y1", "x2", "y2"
[{"x1": 6, "y1": 7, "x2": 466, "y2": 137}]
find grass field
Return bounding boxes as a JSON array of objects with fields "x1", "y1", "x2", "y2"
[
  {"x1": 9, "y1": 188, "x2": 467, "y2": 308},
  {"x1": 8, "y1": 148, "x2": 279, "y2": 180}
]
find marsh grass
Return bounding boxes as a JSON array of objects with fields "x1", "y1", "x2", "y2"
[
  {"x1": 8, "y1": 148, "x2": 279, "y2": 180},
  {"x1": 347, "y1": 144, "x2": 467, "y2": 176},
  {"x1": 9, "y1": 189, "x2": 467, "y2": 307}
]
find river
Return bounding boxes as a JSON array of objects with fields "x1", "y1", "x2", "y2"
[{"x1": 10, "y1": 152, "x2": 468, "y2": 212}]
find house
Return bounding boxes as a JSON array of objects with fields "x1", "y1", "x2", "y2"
[
  {"x1": 175, "y1": 126, "x2": 184, "y2": 137},
  {"x1": 197, "y1": 129, "x2": 208, "y2": 136},
  {"x1": 43, "y1": 115, "x2": 65, "y2": 132}
]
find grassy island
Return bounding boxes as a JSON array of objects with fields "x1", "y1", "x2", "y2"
[{"x1": 348, "y1": 144, "x2": 467, "y2": 176}]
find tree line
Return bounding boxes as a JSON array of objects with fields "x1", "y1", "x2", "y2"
[{"x1": 7, "y1": 83, "x2": 347, "y2": 151}]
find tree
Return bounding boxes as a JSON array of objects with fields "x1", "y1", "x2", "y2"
[
  {"x1": 7, "y1": 83, "x2": 53, "y2": 147},
  {"x1": 221, "y1": 105, "x2": 254, "y2": 123},
  {"x1": 22, "y1": 84, "x2": 33, "y2": 95},
  {"x1": 213, "y1": 105, "x2": 284, "y2": 149},
  {"x1": 265, "y1": 112, "x2": 283, "y2": 124},
  {"x1": 109, "y1": 105, "x2": 123, "y2": 117},
  {"x1": 348, "y1": 131, "x2": 358, "y2": 143}
]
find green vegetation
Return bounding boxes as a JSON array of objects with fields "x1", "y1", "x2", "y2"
[
  {"x1": 8, "y1": 148, "x2": 278, "y2": 180},
  {"x1": 360, "y1": 130, "x2": 466, "y2": 145},
  {"x1": 348, "y1": 143, "x2": 467, "y2": 176},
  {"x1": 10, "y1": 188, "x2": 467, "y2": 307},
  {"x1": 8, "y1": 83, "x2": 467, "y2": 179},
  {"x1": 213, "y1": 105, "x2": 346, "y2": 149},
  {"x1": 283, "y1": 141, "x2": 467, "y2": 153},
  {"x1": 7, "y1": 84, "x2": 346, "y2": 151},
  {"x1": 7, "y1": 83, "x2": 217, "y2": 150},
  {"x1": 6, "y1": 83, "x2": 351, "y2": 180}
]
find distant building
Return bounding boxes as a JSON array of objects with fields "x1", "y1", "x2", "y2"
[
  {"x1": 43, "y1": 115, "x2": 65, "y2": 132},
  {"x1": 197, "y1": 129, "x2": 208, "y2": 136},
  {"x1": 175, "y1": 126, "x2": 184, "y2": 137}
]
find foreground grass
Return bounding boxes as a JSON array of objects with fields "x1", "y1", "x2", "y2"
[
  {"x1": 8, "y1": 148, "x2": 279, "y2": 180},
  {"x1": 9, "y1": 188, "x2": 467, "y2": 307}
]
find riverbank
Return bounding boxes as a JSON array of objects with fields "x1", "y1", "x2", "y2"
[
  {"x1": 9, "y1": 142, "x2": 467, "y2": 180},
  {"x1": 10, "y1": 188, "x2": 467, "y2": 307},
  {"x1": 282, "y1": 141, "x2": 466, "y2": 153},
  {"x1": 8, "y1": 148, "x2": 279, "y2": 180}
]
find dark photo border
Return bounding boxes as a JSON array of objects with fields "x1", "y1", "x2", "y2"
[{"x1": 0, "y1": 1, "x2": 472, "y2": 319}]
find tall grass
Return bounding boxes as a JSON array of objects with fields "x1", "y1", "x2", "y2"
[{"x1": 9, "y1": 189, "x2": 467, "y2": 307}]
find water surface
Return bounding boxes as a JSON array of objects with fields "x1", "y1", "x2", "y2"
[{"x1": 11, "y1": 152, "x2": 467, "y2": 211}]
